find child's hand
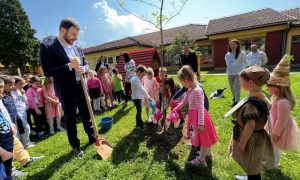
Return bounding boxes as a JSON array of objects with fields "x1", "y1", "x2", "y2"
[
  {"x1": 35, "y1": 108, "x2": 42, "y2": 115},
  {"x1": 12, "y1": 124, "x2": 17, "y2": 136},
  {"x1": 20, "y1": 89, "x2": 25, "y2": 95},
  {"x1": 273, "y1": 134, "x2": 280, "y2": 142},
  {"x1": 238, "y1": 142, "x2": 246, "y2": 152},
  {"x1": 198, "y1": 125, "x2": 204, "y2": 132}
]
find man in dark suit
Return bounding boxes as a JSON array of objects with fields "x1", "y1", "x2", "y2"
[
  {"x1": 40, "y1": 18, "x2": 95, "y2": 157},
  {"x1": 180, "y1": 44, "x2": 198, "y2": 75}
]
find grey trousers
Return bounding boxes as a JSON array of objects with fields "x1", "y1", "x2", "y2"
[{"x1": 228, "y1": 75, "x2": 241, "y2": 103}]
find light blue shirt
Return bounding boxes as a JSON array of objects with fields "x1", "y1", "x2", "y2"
[{"x1": 225, "y1": 51, "x2": 248, "y2": 75}]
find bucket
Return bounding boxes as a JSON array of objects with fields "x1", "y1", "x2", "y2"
[{"x1": 100, "y1": 117, "x2": 113, "y2": 130}]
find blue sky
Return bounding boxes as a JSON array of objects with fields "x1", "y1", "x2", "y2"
[{"x1": 20, "y1": 0, "x2": 300, "y2": 48}]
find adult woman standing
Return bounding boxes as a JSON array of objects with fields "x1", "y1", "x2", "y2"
[
  {"x1": 122, "y1": 52, "x2": 136, "y2": 107},
  {"x1": 95, "y1": 56, "x2": 108, "y2": 72},
  {"x1": 225, "y1": 39, "x2": 248, "y2": 107}
]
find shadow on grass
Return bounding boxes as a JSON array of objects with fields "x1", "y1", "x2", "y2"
[
  {"x1": 27, "y1": 144, "x2": 91, "y2": 180},
  {"x1": 111, "y1": 128, "x2": 146, "y2": 165},
  {"x1": 98, "y1": 106, "x2": 133, "y2": 134},
  {"x1": 143, "y1": 124, "x2": 217, "y2": 179},
  {"x1": 264, "y1": 169, "x2": 292, "y2": 180}
]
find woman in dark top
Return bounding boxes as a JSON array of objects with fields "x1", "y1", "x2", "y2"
[{"x1": 95, "y1": 56, "x2": 108, "y2": 72}]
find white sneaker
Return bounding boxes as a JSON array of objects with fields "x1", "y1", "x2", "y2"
[
  {"x1": 25, "y1": 143, "x2": 35, "y2": 149},
  {"x1": 49, "y1": 128, "x2": 55, "y2": 135},
  {"x1": 30, "y1": 130, "x2": 37, "y2": 136},
  {"x1": 12, "y1": 170, "x2": 27, "y2": 178},
  {"x1": 57, "y1": 126, "x2": 65, "y2": 131}
]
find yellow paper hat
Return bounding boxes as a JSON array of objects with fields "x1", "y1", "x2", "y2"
[{"x1": 267, "y1": 54, "x2": 291, "y2": 87}]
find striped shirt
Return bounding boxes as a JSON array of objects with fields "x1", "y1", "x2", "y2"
[
  {"x1": 175, "y1": 87, "x2": 204, "y2": 125},
  {"x1": 247, "y1": 51, "x2": 268, "y2": 66}
]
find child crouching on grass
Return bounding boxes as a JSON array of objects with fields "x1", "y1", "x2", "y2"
[{"x1": 131, "y1": 65, "x2": 153, "y2": 129}]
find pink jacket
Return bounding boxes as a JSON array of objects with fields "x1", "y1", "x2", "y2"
[
  {"x1": 87, "y1": 77, "x2": 104, "y2": 95},
  {"x1": 26, "y1": 87, "x2": 45, "y2": 109}
]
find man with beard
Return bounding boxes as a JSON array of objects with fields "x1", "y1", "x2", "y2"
[{"x1": 40, "y1": 18, "x2": 95, "y2": 157}]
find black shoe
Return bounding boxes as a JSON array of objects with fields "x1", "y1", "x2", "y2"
[
  {"x1": 231, "y1": 102, "x2": 238, "y2": 107},
  {"x1": 73, "y1": 148, "x2": 84, "y2": 157},
  {"x1": 88, "y1": 137, "x2": 96, "y2": 145},
  {"x1": 135, "y1": 125, "x2": 145, "y2": 130}
]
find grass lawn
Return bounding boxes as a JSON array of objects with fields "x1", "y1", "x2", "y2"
[{"x1": 16, "y1": 74, "x2": 300, "y2": 180}]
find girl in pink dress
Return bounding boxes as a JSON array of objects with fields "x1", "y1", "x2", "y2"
[
  {"x1": 142, "y1": 68, "x2": 159, "y2": 123},
  {"x1": 266, "y1": 55, "x2": 300, "y2": 169},
  {"x1": 174, "y1": 65, "x2": 218, "y2": 167},
  {"x1": 98, "y1": 66, "x2": 115, "y2": 108},
  {"x1": 43, "y1": 77, "x2": 64, "y2": 135}
]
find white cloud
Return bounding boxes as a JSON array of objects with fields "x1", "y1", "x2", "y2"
[{"x1": 93, "y1": 0, "x2": 157, "y2": 35}]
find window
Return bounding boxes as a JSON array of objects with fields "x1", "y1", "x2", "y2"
[
  {"x1": 292, "y1": 35, "x2": 300, "y2": 43},
  {"x1": 199, "y1": 45, "x2": 213, "y2": 65},
  {"x1": 239, "y1": 37, "x2": 265, "y2": 53},
  {"x1": 107, "y1": 57, "x2": 113, "y2": 64}
]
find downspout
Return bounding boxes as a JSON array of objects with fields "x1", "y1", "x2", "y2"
[{"x1": 282, "y1": 22, "x2": 292, "y2": 56}]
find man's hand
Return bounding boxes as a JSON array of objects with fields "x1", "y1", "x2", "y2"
[
  {"x1": 69, "y1": 57, "x2": 80, "y2": 69},
  {"x1": 75, "y1": 66, "x2": 86, "y2": 74}
]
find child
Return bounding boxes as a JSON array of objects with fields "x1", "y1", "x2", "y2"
[
  {"x1": 162, "y1": 77, "x2": 184, "y2": 127},
  {"x1": 22, "y1": 74, "x2": 32, "y2": 92},
  {"x1": 43, "y1": 77, "x2": 64, "y2": 135},
  {"x1": 142, "y1": 67, "x2": 159, "y2": 123},
  {"x1": 26, "y1": 76, "x2": 48, "y2": 138},
  {"x1": 98, "y1": 66, "x2": 115, "y2": 108},
  {"x1": 23, "y1": 74, "x2": 36, "y2": 136},
  {"x1": 229, "y1": 66, "x2": 275, "y2": 179},
  {"x1": 112, "y1": 69, "x2": 124, "y2": 104},
  {"x1": 155, "y1": 67, "x2": 169, "y2": 125},
  {"x1": 1, "y1": 76, "x2": 22, "y2": 137},
  {"x1": 131, "y1": 65, "x2": 152, "y2": 129},
  {"x1": 0, "y1": 78, "x2": 14, "y2": 178},
  {"x1": 107, "y1": 65, "x2": 114, "y2": 78},
  {"x1": 0, "y1": 146, "x2": 13, "y2": 179},
  {"x1": 266, "y1": 55, "x2": 300, "y2": 169},
  {"x1": 87, "y1": 70, "x2": 104, "y2": 113},
  {"x1": 11, "y1": 76, "x2": 35, "y2": 148},
  {"x1": 173, "y1": 65, "x2": 218, "y2": 167}
]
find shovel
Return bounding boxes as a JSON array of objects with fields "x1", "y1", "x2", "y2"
[{"x1": 80, "y1": 75, "x2": 113, "y2": 160}]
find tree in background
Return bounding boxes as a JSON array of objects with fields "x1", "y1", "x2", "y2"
[
  {"x1": 0, "y1": 0, "x2": 39, "y2": 73},
  {"x1": 119, "y1": 0, "x2": 188, "y2": 65},
  {"x1": 165, "y1": 30, "x2": 195, "y2": 63}
]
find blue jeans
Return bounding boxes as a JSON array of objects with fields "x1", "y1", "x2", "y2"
[{"x1": 133, "y1": 99, "x2": 144, "y2": 127}]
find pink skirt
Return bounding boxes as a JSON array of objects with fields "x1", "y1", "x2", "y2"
[
  {"x1": 45, "y1": 102, "x2": 61, "y2": 119},
  {"x1": 187, "y1": 109, "x2": 218, "y2": 147}
]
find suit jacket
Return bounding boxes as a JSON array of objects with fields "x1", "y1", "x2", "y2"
[
  {"x1": 40, "y1": 37, "x2": 89, "y2": 100},
  {"x1": 180, "y1": 52, "x2": 198, "y2": 73}
]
